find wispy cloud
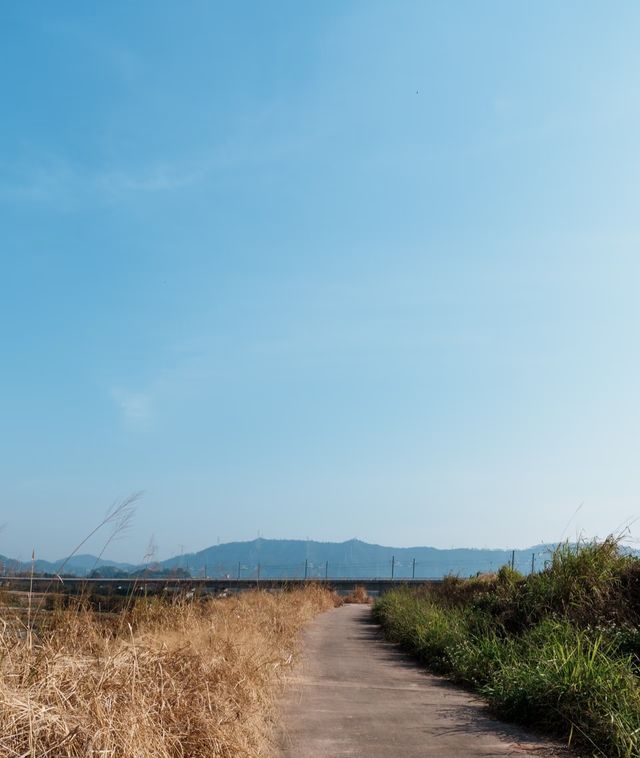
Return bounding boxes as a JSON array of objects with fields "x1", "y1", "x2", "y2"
[
  {"x1": 110, "y1": 388, "x2": 153, "y2": 426},
  {"x1": 0, "y1": 99, "x2": 317, "y2": 208},
  {"x1": 0, "y1": 159, "x2": 81, "y2": 209},
  {"x1": 96, "y1": 163, "x2": 207, "y2": 195},
  {"x1": 0, "y1": 157, "x2": 205, "y2": 208}
]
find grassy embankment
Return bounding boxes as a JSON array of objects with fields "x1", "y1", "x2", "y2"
[
  {"x1": 0, "y1": 585, "x2": 338, "y2": 757},
  {"x1": 374, "y1": 539, "x2": 640, "y2": 757}
]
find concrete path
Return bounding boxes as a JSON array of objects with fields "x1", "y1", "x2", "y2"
[{"x1": 278, "y1": 604, "x2": 572, "y2": 758}]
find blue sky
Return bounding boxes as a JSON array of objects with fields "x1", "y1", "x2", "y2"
[{"x1": 2, "y1": 2, "x2": 640, "y2": 562}]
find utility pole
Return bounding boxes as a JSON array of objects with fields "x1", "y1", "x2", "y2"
[
  {"x1": 391, "y1": 555, "x2": 395, "y2": 580},
  {"x1": 412, "y1": 558, "x2": 416, "y2": 580},
  {"x1": 237, "y1": 561, "x2": 241, "y2": 580},
  {"x1": 304, "y1": 559, "x2": 308, "y2": 580},
  {"x1": 531, "y1": 553, "x2": 535, "y2": 574},
  {"x1": 325, "y1": 561, "x2": 329, "y2": 580},
  {"x1": 510, "y1": 550, "x2": 515, "y2": 571}
]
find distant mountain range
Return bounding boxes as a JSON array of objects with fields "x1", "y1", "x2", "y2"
[
  {"x1": 0, "y1": 539, "x2": 559, "y2": 579},
  {"x1": 156, "y1": 538, "x2": 556, "y2": 579},
  {"x1": 0, "y1": 553, "x2": 136, "y2": 576}
]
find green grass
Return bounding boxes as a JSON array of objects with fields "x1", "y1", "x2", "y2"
[{"x1": 373, "y1": 538, "x2": 640, "y2": 757}]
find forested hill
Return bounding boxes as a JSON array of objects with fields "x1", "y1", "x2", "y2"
[{"x1": 157, "y1": 538, "x2": 555, "y2": 579}]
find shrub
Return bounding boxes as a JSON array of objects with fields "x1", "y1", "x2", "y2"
[{"x1": 343, "y1": 586, "x2": 370, "y2": 604}]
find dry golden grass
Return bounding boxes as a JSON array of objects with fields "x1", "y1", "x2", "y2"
[
  {"x1": 343, "y1": 585, "x2": 370, "y2": 604},
  {"x1": 0, "y1": 586, "x2": 337, "y2": 757}
]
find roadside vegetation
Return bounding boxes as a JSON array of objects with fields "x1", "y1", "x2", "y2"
[
  {"x1": 343, "y1": 585, "x2": 371, "y2": 604},
  {"x1": 0, "y1": 585, "x2": 338, "y2": 757},
  {"x1": 374, "y1": 538, "x2": 640, "y2": 757}
]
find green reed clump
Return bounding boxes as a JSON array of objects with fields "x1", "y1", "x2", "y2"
[
  {"x1": 374, "y1": 537, "x2": 640, "y2": 756},
  {"x1": 484, "y1": 619, "x2": 640, "y2": 756}
]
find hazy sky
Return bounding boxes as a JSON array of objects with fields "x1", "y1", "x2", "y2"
[{"x1": 2, "y1": 1, "x2": 640, "y2": 562}]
